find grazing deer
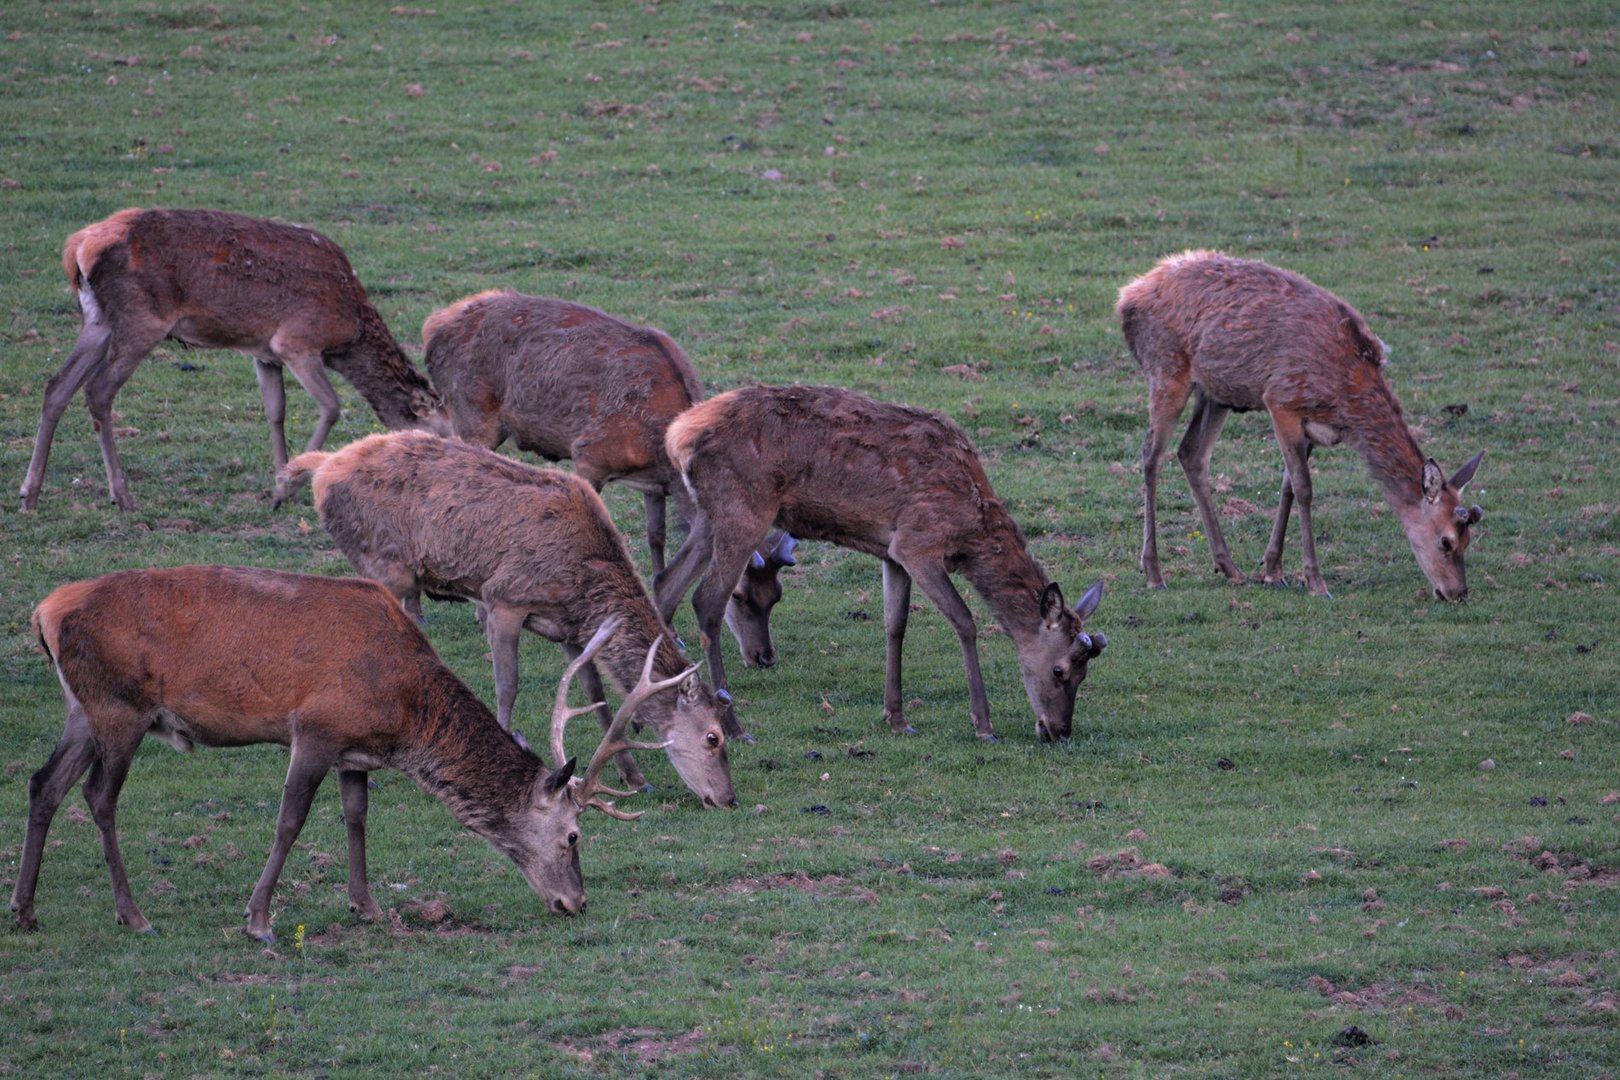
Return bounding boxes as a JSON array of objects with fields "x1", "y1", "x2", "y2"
[
  {"x1": 1118, "y1": 250, "x2": 1486, "y2": 599},
  {"x1": 12, "y1": 567, "x2": 671, "y2": 940},
  {"x1": 421, "y1": 289, "x2": 703, "y2": 573},
  {"x1": 18, "y1": 207, "x2": 447, "y2": 512},
  {"x1": 655, "y1": 385, "x2": 1107, "y2": 743},
  {"x1": 282, "y1": 430, "x2": 738, "y2": 808}
]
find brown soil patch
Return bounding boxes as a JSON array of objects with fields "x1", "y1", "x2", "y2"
[
  {"x1": 1085, "y1": 847, "x2": 1175, "y2": 880},
  {"x1": 552, "y1": 1025, "x2": 709, "y2": 1066},
  {"x1": 722, "y1": 870, "x2": 879, "y2": 903},
  {"x1": 1305, "y1": 975, "x2": 1445, "y2": 1012}
]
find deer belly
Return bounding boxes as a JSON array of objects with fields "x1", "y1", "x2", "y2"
[{"x1": 1303, "y1": 421, "x2": 1343, "y2": 446}]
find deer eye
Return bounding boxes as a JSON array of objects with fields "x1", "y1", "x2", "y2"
[
  {"x1": 567, "y1": 832, "x2": 579, "y2": 847},
  {"x1": 706, "y1": 731, "x2": 721, "y2": 748},
  {"x1": 1051, "y1": 665, "x2": 1067, "y2": 683},
  {"x1": 1440, "y1": 536, "x2": 1455, "y2": 554}
]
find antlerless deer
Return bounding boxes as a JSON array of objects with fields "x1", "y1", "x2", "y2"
[
  {"x1": 656, "y1": 385, "x2": 1108, "y2": 743},
  {"x1": 282, "y1": 430, "x2": 738, "y2": 808},
  {"x1": 13, "y1": 568, "x2": 669, "y2": 940},
  {"x1": 1118, "y1": 250, "x2": 1485, "y2": 599},
  {"x1": 19, "y1": 207, "x2": 447, "y2": 512}
]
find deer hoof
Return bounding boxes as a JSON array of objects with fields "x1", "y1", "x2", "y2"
[
  {"x1": 976, "y1": 732, "x2": 999, "y2": 743},
  {"x1": 637, "y1": 782, "x2": 656, "y2": 793}
]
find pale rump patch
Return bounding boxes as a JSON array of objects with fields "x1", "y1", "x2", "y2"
[
  {"x1": 62, "y1": 208, "x2": 143, "y2": 288},
  {"x1": 421, "y1": 289, "x2": 511, "y2": 348},
  {"x1": 663, "y1": 392, "x2": 734, "y2": 474}
]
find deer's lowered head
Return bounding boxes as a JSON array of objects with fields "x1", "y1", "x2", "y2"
[
  {"x1": 1018, "y1": 581, "x2": 1108, "y2": 743},
  {"x1": 1398, "y1": 451, "x2": 1486, "y2": 602}
]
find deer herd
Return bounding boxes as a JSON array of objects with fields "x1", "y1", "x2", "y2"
[{"x1": 12, "y1": 207, "x2": 1487, "y2": 941}]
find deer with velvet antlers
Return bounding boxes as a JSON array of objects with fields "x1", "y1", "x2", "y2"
[
  {"x1": 18, "y1": 207, "x2": 447, "y2": 512},
  {"x1": 13, "y1": 567, "x2": 671, "y2": 940},
  {"x1": 1118, "y1": 250, "x2": 1485, "y2": 599},
  {"x1": 282, "y1": 430, "x2": 737, "y2": 808},
  {"x1": 655, "y1": 385, "x2": 1107, "y2": 744}
]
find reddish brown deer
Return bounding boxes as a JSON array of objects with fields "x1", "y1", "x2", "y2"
[
  {"x1": 12, "y1": 568, "x2": 671, "y2": 940},
  {"x1": 18, "y1": 207, "x2": 447, "y2": 512},
  {"x1": 421, "y1": 289, "x2": 702, "y2": 573},
  {"x1": 655, "y1": 385, "x2": 1107, "y2": 743},
  {"x1": 1118, "y1": 250, "x2": 1485, "y2": 600},
  {"x1": 282, "y1": 430, "x2": 738, "y2": 808}
]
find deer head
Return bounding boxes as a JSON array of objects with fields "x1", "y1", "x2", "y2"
[
  {"x1": 651, "y1": 670, "x2": 739, "y2": 808},
  {"x1": 1019, "y1": 581, "x2": 1108, "y2": 743},
  {"x1": 726, "y1": 531, "x2": 797, "y2": 668},
  {"x1": 1401, "y1": 450, "x2": 1485, "y2": 602}
]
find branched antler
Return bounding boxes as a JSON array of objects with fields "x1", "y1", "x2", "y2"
[
  {"x1": 576, "y1": 635, "x2": 697, "y2": 820},
  {"x1": 546, "y1": 617, "x2": 696, "y2": 820}
]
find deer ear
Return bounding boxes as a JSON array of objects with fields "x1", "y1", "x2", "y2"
[
  {"x1": 775, "y1": 533, "x2": 799, "y2": 566},
  {"x1": 1073, "y1": 580, "x2": 1104, "y2": 621},
  {"x1": 539, "y1": 757, "x2": 577, "y2": 799},
  {"x1": 1039, "y1": 583, "x2": 1067, "y2": 627},
  {"x1": 1450, "y1": 450, "x2": 1485, "y2": 493},
  {"x1": 1422, "y1": 459, "x2": 1445, "y2": 502}
]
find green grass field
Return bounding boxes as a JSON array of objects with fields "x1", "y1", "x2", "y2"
[{"x1": 2, "y1": 2, "x2": 1616, "y2": 1076}]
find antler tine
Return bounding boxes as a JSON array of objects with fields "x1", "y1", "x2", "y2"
[
  {"x1": 585, "y1": 796, "x2": 644, "y2": 822},
  {"x1": 578, "y1": 638, "x2": 696, "y2": 804},
  {"x1": 548, "y1": 616, "x2": 622, "y2": 768}
]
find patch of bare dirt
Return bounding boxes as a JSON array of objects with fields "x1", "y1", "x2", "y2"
[
  {"x1": 1085, "y1": 847, "x2": 1175, "y2": 880},
  {"x1": 1304, "y1": 975, "x2": 1446, "y2": 1012},
  {"x1": 552, "y1": 1025, "x2": 709, "y2": 1066},
  {"x1": 722, "y1": 871, "x2": 879, "y2": 903}
]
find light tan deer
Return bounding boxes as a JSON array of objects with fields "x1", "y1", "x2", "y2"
[
  {"x1": 12, "y1": 567, "x2": 673, "y2": 941},
  {"x1": 655, "y1": 385, "x2": 1107, "y2": 743},
  {"x1": 18, "y1": 207, "x2": 447, "y2": 512},
  {"x1": 1118, "y1": 250, "x2": 1485, "y2": 599},
  {"x1": 282, "y1": 430, "x2": 738, "y2": 808}
]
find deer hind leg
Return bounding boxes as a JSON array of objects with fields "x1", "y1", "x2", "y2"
[
  {"x1": 654, "y1": 509, "x2": 714, "y2": 626},
  {"x1": 1140, "y1": 372, "x2": 1194, "y2": 588},
  {"x1": 561, "y1": 642, "x2": 651, "y2": 791},
  {"x1": 10, "y1": 703, "x2": 98, "y2": 929},
  {"x1": 880, "y1": 559, "x2": 916, "y2": 734},
  {"x1": 19, "y1": 320, "x2": 114, "y2": 510},
  {"x1": 79, "y1": 720, "x2": 153, "y2": 932},
  {"x1": 690, "y1": 518, "x2": 774, "y2": 741},
  {"x1": 80, "y1": 323, "x2": 170, "y2": 512},
  {"x1": 897, "y1": 554, "x2": 994, "y2": 741},
  {"x1": 245, "y1": 742, "x2": 333, "y2": 942},
  {"x1": 337, "y1": 769, "x2": 382, "y2": 920},
  {"x1": 1175, "y1": 392, "x2": 1243, "y2": 584}
]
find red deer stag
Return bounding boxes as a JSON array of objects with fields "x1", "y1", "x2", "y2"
[
  {"x1": 1118, "y1": 250, "x2": 1485, "y2": 599},
  {"x1": 12, "y1": 567, "x2": 672, "y2": 940},
  {"x1": 18, "y1": 207, "x2": 447, "y2": 512},
  {"x1": 655, "y1": 385, "x2": 1107, "y2": 743},
  {"x1": 282, "y1": 430, "x2": 738, "y2": 808}
]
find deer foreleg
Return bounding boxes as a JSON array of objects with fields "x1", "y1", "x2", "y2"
[
  {"x1": 245, "y1": 746, "x2": 332, "y2": 942},
  {"x1": 337, "y1": 770, "x2": 382, "y2": 921},
  {"x1": 654, "y1": 509, "x2": 713, "y2": 625},
  {"x1": 1177, "y1": 393, "x2": 1242, "y2": 584},
  {"x1": 271, "y1": 350, "x2": 343, "y2": 507},
  {"x1": 903, "y1": 559, "x2": 994, "y2": 741},
  {"x1": 643, "y1": 491, "x2": 668, "y2": 575},
  {"x1": 880, "y1": 559, "x2": 916, "y2": 734},
  {"x1": 690, "y1": 526, "x2": 768, "y2": 741}
]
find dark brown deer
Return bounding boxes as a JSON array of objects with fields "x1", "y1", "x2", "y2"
[
  {"x1": 655, "y1": 385, "x2": 1107, "y2": 743},
  {"x1": 12, "y1": 567, "x2": 671, "y2": 940},
  {"x1": 421, "y1": 289, "x2": 702, "y2": 573},
  {"x1": 18, "y1": 207, "x2": 447, "y2": 512},
  {"x1": 420, "y1": 288, "x2": 795, "y2": 657},
  {"x1": 282, "y1": 430, "x2": 738, "y2": 808},
  {"x1": 1118, "y1": 250, "x2": 1485, "y2": 599}
]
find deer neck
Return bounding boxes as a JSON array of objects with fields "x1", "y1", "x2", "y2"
[
  {"x1": 326, "y1": 304, "x2": 434, "y2": 429},
  {"x1": 1343, "y1": 382, "x2": 1428, "y2": 509},
  {"x1": 959, "y1": 509, "x2": 1051, "y2": 644},
  {"x1": 393, "y1": 668, "x2": 543, "y2": 843}
]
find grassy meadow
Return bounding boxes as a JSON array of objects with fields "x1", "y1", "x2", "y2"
[{"x1": 1, "y1": 1, "x2": 1617, "y2": 1076}]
